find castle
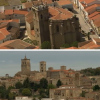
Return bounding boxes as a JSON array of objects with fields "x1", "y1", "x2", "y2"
[{"x1": 15, "y1": 56, "x2": 82, "y2": 86}]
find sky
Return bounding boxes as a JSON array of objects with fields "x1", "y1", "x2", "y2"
[{"x1": 0, "y1": 51, "x2": 100, "y2": 76}]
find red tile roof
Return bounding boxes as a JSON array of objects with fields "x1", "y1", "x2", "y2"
[
  {"x1": 0, "y1": 39, "x2": 39, "y2": 49},
  {"x1": 4, "y1": 9, "x2": 13, "y2": 15},
  {"x1": 14, "y1": 10, "x2": 28, "y2": 15},
  {"x1": 88, "y1": 11, "x2": 100, "y2": 18},
  {"x1": 56, "y1": 0, "x2": 72, "y2": 6},
  {"x1": 0, "y1": 28, "x2": 10, "y2": 36},
  {"x1": 49, "y1": 7, "x2": 73, "y2": 20}
]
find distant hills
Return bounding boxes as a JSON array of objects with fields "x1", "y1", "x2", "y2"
[{"x1": 80, "y1": 67, "x2": 100, "y2": 76}]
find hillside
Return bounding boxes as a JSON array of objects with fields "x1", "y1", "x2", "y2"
[{"x1": 80, "y1": 67, "x2": 100, "y2": 76}]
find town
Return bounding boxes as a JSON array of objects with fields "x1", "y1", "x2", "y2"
[
  {"x1": 0, "y1": 55, "x2": 100, "y2": 100},
  {"x1": 0, "y1": 0, "x2": 100, "y2": 49}
]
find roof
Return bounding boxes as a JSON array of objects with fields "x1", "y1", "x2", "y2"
[
  {"x1": 23, "y1": 2, "x2": 33, "y2": 8},
  {"x1": 4, "y1": 9, "x2": 13, "y2": 15},
  {"x1": 56, "y1": 0, "x2": 72, "y2": 6},
  {"x1": 49, "y1": 7, "x2": 73, "y2": 20},
  {"x1": 78, "y1": 38, "x2": 100, "y2": 49},
  {"x1": 65, "y1": 47, "x2": 78, "y2": 49},
  {"x1": 85, "y1": 4, "x2": 100, "y2": 11},
  {"x1": 0, "y1": 32, "x2": 5, "y2": 40},
  {"x1": 0, "y1": 13, "x2": 5, "y2": 19},
  {"x1": 89, "y1": 11, "x2": 100, "y2": 18},
  {"x1": 14, "y1": 10, "x2": 28, "y2": 15},
  {"x1": 94, "y1": 18, "x2": 100, "y2": 27},
  {"x1": 0, "y1": 39, "x2": 38, "y2": 49},
  {"x1": 90, "y1": 14, "x2": 100, "y2": 21},
  {"x1": 0, "y1": 28, "x2": 10, "y2": 36},
  {"x1": 0, "y1": 22, "x2": 8, "y2": 29},
  {"x1": 25, "y1": 11, "x2": 33, "y2": 23},
  {"x1": 0, "y1": 19, "x2": 20, "y2": 23}
]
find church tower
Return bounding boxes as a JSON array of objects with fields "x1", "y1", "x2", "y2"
[
  {"x1": 40, "y1": 61, "x2": 46, "y2": 72},
  {"x1": 21, "y1": 55, "x2": 31, "y2": 75},
  {"x1": 32, "y1": 3, "x2": 50, "y2": 47}
]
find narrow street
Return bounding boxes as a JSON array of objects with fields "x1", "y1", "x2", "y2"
[{"x1": 73, "y1": 7, "x2": 99, "y2": 39}]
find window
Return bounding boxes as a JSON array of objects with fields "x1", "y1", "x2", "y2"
[{"x1": 56, "y1": 25, "x2": 59, "y2": 32}]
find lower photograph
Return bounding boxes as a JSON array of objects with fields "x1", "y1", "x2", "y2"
[{"x1": 0, "y1": 51, "x2": 99, "y2": 100}]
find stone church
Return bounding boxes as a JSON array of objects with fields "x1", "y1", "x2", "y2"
[{"x1": 25, "y1": 2, "x2": 81, "y2": 49}]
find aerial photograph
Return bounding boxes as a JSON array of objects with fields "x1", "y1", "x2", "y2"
[
  {"x1": 0, "y1": 51, "x2": 100, "y2": 100},
  {"x1": 0, "y1": 0, "x2": 100, "y2": 49}
]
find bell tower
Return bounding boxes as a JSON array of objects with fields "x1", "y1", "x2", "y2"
[
  {"x1": 32, "y1": 3, "x2": 50, "y2": 47},
  {"x1": 21, "y1": 55, "x2": 31, "y2": 75},
  {"x1": 40, "y1": 61, "x2": 46, "y2": 72}
]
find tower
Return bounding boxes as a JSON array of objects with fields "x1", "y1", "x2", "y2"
[
  {"x1": 40, "y1": 61, "x2": 46, "y2": 72},
  {"x1": 21, "y1": 55, "x2": 31, "y2": 75},
  {"x1": 74, "y1": 72, "x2": 80, "y2": 86},
  {"x1": 32, "y1": 3, "x2": 50, "y2": 47}
]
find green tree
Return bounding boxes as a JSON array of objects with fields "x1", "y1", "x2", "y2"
[
  {"x1": 48, "y1": 84, "x2": 56, "y2": 89},
  {"x1": 8, "y1": 93, "x2": 15, "y2": 100},
  {"x1": 0, "y1": 86, "x2": 8, "y2": 99},
  {"x1": 23, "y1": 77, "x2": 30, "y2": 88},
  {"x1": 56, "y1": 79, "x2": 62, "y2": 87},
  {"x1": 40, "y1": 78, "x2": 48, "y2": 89},
  {"x1": 33, "y1": 83, "x2": 40, "y2": 92},
  {"x1": 41, "y1": 41, "x2": 51, "y2": 49},
  {"x1": 62, "y1": 43, "x2": 70, "y2": 48},
  {"x1": 93, "y1": 85, "x2": 100, "y2": 91},
  {"x1": 22, "y1": 88, "x2": 31, "y2": 96},
  {"x1": 15, "y1": 82, "x2": 22, "y2": 89},
  {"x1": 30, "y1": 82, "x2": 34, "y2": 89},
  {"x1": 71, "y1": 41, "x2": 78, "y2": 47}
]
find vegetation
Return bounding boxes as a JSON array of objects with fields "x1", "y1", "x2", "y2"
[
  {"x1": 22, "y1": 88, "x2": 31, "y2": 96},
  {"x1": 41, "y1": 41, "x2": 51, "y2": 49},
  {"x1": 62, "y1": 41, "x2": 78, "y2": 48},
  {"x1": 62, "y1": 43, "x2": 70, "y2": 48},
  {"x1": 15, "y1": 82, "x2": 23, "y2": 89},
  {"x1": 56, "y1": 79, "x2": 62, "y2": 87},
  {"x1": 80, "y1": 67, "x2": 100, "y2": 76},
  {"x1": 24, "y1": 38, "x2": 38, "y2": 45},
  {"x1": 93, "y1": 85, "x2": 100, "y2": 91},
  {"x1": 40, "y1": 78, "x2": 48, "y2": 89},
  {"x1": 0, "y1": 0, "x2": 9, "y2": 6},
  {"x1": 0, "y1": 77, "x2": 62, "y2": 99}
]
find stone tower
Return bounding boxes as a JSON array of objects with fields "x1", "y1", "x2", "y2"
[
  {"x1": 74, "y1": 72, "x2": 80, "y2": 86},
  {"x1": 32, "y1": 3, "x2": 50, "y2": 47},
  {"x1": 21, "y1": 55, "x2": 31, "y2": 75},
  {"x1": 40, "y1": 61, "x2": 46, "y2": 72}
]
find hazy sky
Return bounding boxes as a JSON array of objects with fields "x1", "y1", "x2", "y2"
[{"x1": 0, "y1": 51, "x2": 100, "y2": 76}]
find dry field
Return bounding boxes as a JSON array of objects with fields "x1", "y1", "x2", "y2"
[{"x1": 0, "y1": 0, "x2": 9, "y2": 6}]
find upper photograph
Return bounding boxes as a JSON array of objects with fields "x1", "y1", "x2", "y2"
[{"x1": 0, "y1": 0, "x2": 99, "y2": 49}]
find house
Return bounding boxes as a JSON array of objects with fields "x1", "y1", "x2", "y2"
[
  {"x1": 0, "y1": 39, "x2": 39, "y2": 49},
  {"x1": 0, "y1": 28, "x2": 11, "y2": 44}
]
